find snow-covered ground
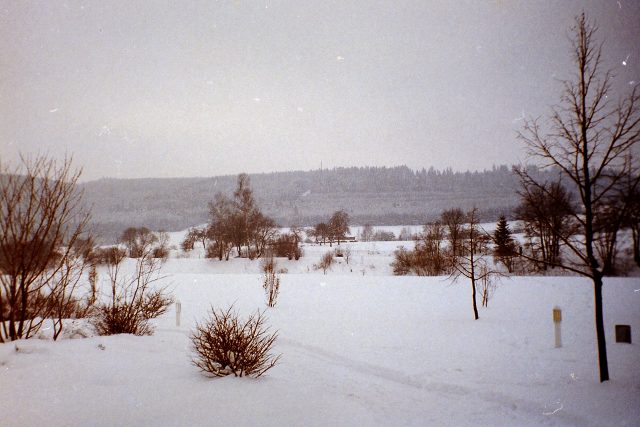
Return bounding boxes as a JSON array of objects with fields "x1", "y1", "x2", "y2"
[{"x1": 1, "y1": 237, "x2": 639, "y2": 426}]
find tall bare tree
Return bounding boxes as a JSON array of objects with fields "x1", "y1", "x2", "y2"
[
  {"x1": 0, "y1": 155, "x2": 91, "y2": 342},
  {"x1": 450, "y1": 208, "x2": 497, "y2": 320},
  {"x1": 207, "y1": 193, "x2": 235, "y2": 260},
  {"x1": 516, "y1": 13, "x2": 640, "y2": 382}
]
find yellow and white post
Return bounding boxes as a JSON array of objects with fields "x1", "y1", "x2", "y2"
[{"x1": 553, "y1": 307, "x2": 562, "y2": 348}]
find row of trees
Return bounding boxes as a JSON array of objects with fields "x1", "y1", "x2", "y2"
[
  {"x1": 392, "y1": 207, "x2": 510, "y2": 321},
  {"x1": 180, "y1": 174, "x2": 303, "y2": 261},
  {"x1": 307, "y1": 210, "x2": 350, "y2": 246},
  {"x1": 206, "y1": 174, "x2": 277, "y2": 260},
  {"x1": 359, "y1": 224, "x2": 399, "y2": 242}
]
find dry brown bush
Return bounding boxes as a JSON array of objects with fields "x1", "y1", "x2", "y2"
[{"x1": 191, "y1": 305, "x2": 281, "y2": 378}]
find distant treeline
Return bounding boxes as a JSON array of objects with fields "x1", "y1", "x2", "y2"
[{"x1": 80, "y1": 165, "x2": 552, "y2": 243}]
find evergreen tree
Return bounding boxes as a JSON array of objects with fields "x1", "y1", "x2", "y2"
[{"x1": 493, "y1": 216, "x2": 516, "y2": 272}]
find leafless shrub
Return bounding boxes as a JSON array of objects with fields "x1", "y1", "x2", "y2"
[
  {"x1": 450, "y1": 208, "x2": 502, "y2": 320},
  {"x1": 119, "y1": 227, "x2": 158, "y2": 258},
  {"x1": 391, "y1": 247, "x2": 413, "y2": 275},
  {"x1": 181, "y1": 236, "x2": 195, "y2": 252},
  {"x1": 181, "y1": 228, "x2": 199, "y2": 252},
  {"x1": 343, "y1": 247, "x2": 352, "y2": 264},
  {"x1": 272, "y1": 233, "x2": 302, "y2": 259},
  {"x1": 261, "y1": 256, "x2": 280, "y2": 308},
  {"x1": 191, "y1": 305, "x2": 281, "y2": 378},
  {"x1": 92, "y1": 246, "x2": 173, "y2": 336},
  {"x1": 391, "y1": 222, "x2": 451, "y2": 276},
  {"x1": 478, "y1": 265, "x2": 497, "y2": 308},
  {"x1": 152, "y1": 246, "x2": 169, "y2": 259},
  {"x1": 152, "y1": 231, "x2": 170, "y2": 259},
  {"x1": 93, "y1": 246, "x2": 127, "y2": 266},
  {"x1": 315, "y1": 251, "x2": 334, "y2": 275}
]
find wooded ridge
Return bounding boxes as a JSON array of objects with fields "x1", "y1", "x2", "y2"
[{"x1": 79, "y1": 165, "x2": 549, "y2": 243}]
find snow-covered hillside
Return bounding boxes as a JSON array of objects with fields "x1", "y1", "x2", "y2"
[{"x1": 1, "y1": 237, "x2": 639, "y2": 426}]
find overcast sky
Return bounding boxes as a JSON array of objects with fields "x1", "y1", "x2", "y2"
[{"x1": 1, "y1": 0, "x2": 639, "y2": 181}]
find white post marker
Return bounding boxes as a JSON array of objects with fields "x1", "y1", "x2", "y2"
[
  {"x1": 176, "y1": 300, "x2": 182, "y2": 327},
  {"x1": 553, "y1": 307, "x2": 562, "y2": 348}
]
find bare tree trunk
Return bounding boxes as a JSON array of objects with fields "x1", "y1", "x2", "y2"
[
  {"x1": 471, "y1": 277, "x2": 479, "y2": 320},
  {"x1": 633, "y1": 226, "x2": 640, "y2": 267},
  {"x1": 469, "y1": 242, "x2": 479, "y2": 320},
  {"x1": 593, "y1": 273, "x2": 609, "y2": 382}
]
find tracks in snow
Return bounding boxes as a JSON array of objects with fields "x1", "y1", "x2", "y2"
[{"x1": 279, "y1": 337, "x2": 589, "y2": 426}]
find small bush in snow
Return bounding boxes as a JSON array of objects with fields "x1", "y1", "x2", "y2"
[
  {"x1": 191, "y1": 306, "x2": 281, "y2": 378},
  {"x1": 262, "y1": 256, "x2": 280, "y2": 308},
  {"x1": 315, "y1": 251, "x2": 334, "y2": 275}
]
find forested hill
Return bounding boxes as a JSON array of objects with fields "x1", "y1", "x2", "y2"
[{"x1": 80, "y1": 165, "x2": 533, "y2": 242}]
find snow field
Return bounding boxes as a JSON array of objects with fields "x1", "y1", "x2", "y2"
[{"x1": 1, "y1": 242, "x2": 639, "y2": 426}]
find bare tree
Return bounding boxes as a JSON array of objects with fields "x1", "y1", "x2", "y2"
[
  {"x1": 193, "y1": 227, "x2": 208, "y2": 250},
  {"x1": 591, "y1": 165, "x2": 640, "y2": 275},
  {"x1": 418, "y1": 221, "x2": 449, "y2": 275},
  {"x1": 207, "y1": 193, "x2": 235, "y2": 260},
  {"x1": 343, "y1": 246, "x2": 352, "y2": 265},
  {"x1": 360, "y1": 224, "x2": 374, "y2": 242},
  {"x1": 391, "y1": 222, "x2": 449, "y2": 276},
  {"x1": 451, "y1": 208, "x2": 498, "y2": 320},
  {"x1": 120, "y1": 227, "x2": 158, "y2": 258},
  {"x1": 515, "y1": 181, "x2": 576, "y2": 270},
  {"x1": 181, "y1": 230, "x2": 196, "y2": 252},
  {"x1": 516, "y1": 13, "x2": 640, "y2": 382},
  {"x1": 478, "y1": 265, "x2": 497, "y2": 308},
  {"x1": 441, "y1": 208, "x2": 465, "y2": 258},
  {"x1": 206, "y1": 174, "x2": 276, "y2": 259},
  {"x1": 328, "y1": 210, "x2": 350, "y2": 245},
  {"x1": 0, "y1": 155, "x2": 91, "y2": 342},
  {"x1": 232, "y1": 173, "x2": 255, "y2": 254},
  {"x1": 251, "y1": 212, "x2": 278, "y2": 258},
  {"x1": 623, "y1": 176, "x2": 640, "y2": 267},
  {"x1": 313, "y1": 222, "x2": 329, "y2": 245}
]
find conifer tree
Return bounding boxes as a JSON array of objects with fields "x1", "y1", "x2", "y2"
[{"x1": 493, "y1": 216, "x2": 516, "y2": 272}]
